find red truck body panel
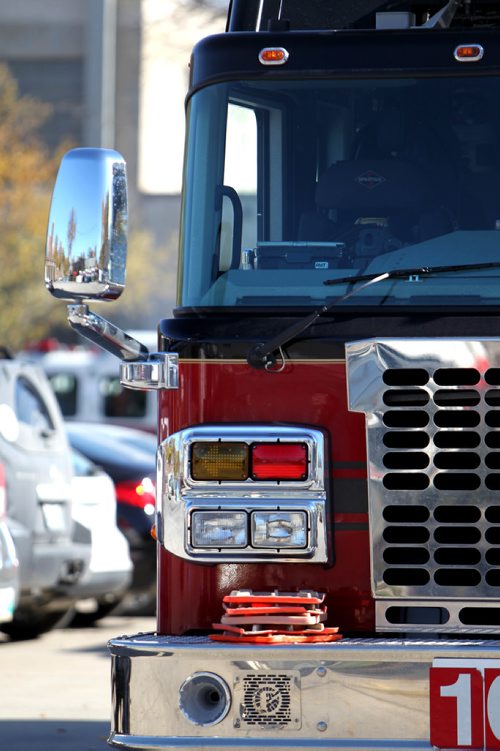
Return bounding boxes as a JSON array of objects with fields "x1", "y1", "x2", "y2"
[{"x1": 157, "y1": 359, "x2": 373, "y2": 635}]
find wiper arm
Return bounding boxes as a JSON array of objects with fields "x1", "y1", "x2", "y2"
[
  {"x1": 324, "y1": 260, "x2": 500, "y2": 287},
  {"x1": 246, "y1": 260, "x2": 500, "y2": 371}
]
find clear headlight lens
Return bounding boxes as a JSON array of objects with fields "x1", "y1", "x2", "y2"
[
  {"x1": 191, "y1": 510, "x2": 247, "y2": 548},
  {"x1": 251, "y1": 511, "x2": 307, "y2": 548}
]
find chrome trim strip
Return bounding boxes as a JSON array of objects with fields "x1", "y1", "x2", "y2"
[
  {"x1": 157, "y1": 425, "x2": 328, "y2": 563},
  {"x1": 109, "y1": 632, "x2": 500, "y2": 749}
]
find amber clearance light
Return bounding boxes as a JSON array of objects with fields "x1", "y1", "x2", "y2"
[
  {"x1": 191, "y1": 441, "x2": 308, "y2": 481},
  {"x1": 258, "y1": 47, "x2": 289, "y2": 65},
  {"x1": 454, "y1": 44, "x2": 484, "y2": 62}
]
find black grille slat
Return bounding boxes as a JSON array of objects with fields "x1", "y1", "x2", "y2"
[
  {"x1": 383, "y1": 452, "x2": 429, "y2": 470},
  {"x1": 383, "y1": 431, "x2": 429, "y2": 449},
  {"x1": 486, "y1": 369, "x2": 500, "y2": 385},
  {"x1": 383, "y1": 389, "x2": 429, "y2": 406},
  {"x1": 434, "y1": 411, "x2": 481, "y2": 428},
  {"x1": 434, "y1": 452, "x2": 480, "y2": 470},
  {"x1": 383, "y1": 410, "x2": 429, "y2": 428},
  {"x1": 434, "y1": 506, "x2": 481, "y2": 523},
  {"x1": 383, "y1": 472, "x2": 430, "y2": 490},
  {"x1": 434, "y1": 431, "x2": 480, "y2": 449},
  {"x1": 486, "y1": 432, "x2": 500, "y2": 448},
  {"x1": 379, "y1": 363, "x2": 500, "y2": 601},
  {"x1": 383, "y1": 368, "x2": 429, "y2": 386},
  {"x1": 434, "y1": 389, "x2": 480, "y2": 406},
  {"x1": 383, "y1": 505, "x2": 429, "y2": 523},
  {"x1": 433, "y1": 368, "x2": 480, "y2": 385},
  {"x1": 486, "y1": 390, "x2": 500, "y2": 406}
]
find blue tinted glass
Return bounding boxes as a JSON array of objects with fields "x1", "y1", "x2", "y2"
[{"x1": 180, "y1": 77, "x2": 500, "y2": 309}]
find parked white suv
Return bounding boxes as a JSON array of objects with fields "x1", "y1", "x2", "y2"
[
  {"x1": 0, "y1": 354, "x2": 91, "y2": 638},
  {"x1": 22, "y1": 332, "x2": 157, "y2": 433},
  {"x1": 67, "y1": 446, "x2": 132, "y2": 625}
]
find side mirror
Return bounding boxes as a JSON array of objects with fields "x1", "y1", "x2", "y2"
[
  {"x1": 45, "y1": 148, "x2": 127, "y2": 302},
  {"x1": 43, "y1": 147, "x2": 179, "y2": 391}
]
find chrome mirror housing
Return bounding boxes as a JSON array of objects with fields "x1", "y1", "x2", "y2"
[
  {"x1": 45, "y1": 148, "x2": 127, "y2": 302},
  {"x1": 43, "y1": 147, "x2": 178, "y2": 391}
]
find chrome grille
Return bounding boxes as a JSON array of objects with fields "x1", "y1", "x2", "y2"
[
  {"x1": 346, "y1": 339, "x2": 500, "y2": 633},
  {"x1": 234, "y1": 672, "x2": 300, "y2": 729}
]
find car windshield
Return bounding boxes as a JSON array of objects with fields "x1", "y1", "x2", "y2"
[{"x1": 179, "y1": 75, "x2": 500, "y2": 309}]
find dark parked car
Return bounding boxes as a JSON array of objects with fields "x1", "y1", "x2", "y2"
[{"x1": 65, "y1": 422, "x2": 157, "y2": 611}]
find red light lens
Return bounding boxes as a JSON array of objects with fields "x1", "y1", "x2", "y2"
[
  {"x1": 115, "y1": 477, "x2": 156, "y2": 508},
  {"x1": 251, "y1": 443, "x2": 308, "y2": 481}
]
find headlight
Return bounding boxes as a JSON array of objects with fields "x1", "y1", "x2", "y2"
[
  {"x1": 251, "y1": 511, "x2": 307, "y2": 548},
  {"x1": 191, "y1": 511, "x2": 247, "y2": 548}
]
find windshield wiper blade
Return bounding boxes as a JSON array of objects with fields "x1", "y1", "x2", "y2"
[
  {"x1": 247, "y1": 260, "x2": 500, "y2": 371},
  {"x1": 324, "y1": 260, "x2": 500, "y2": 287}
]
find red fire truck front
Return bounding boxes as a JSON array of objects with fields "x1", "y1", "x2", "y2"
[{"x1": 44, "y1": 1, "x2": 500, "y2": 749}]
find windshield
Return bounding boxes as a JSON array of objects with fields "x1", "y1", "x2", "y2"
[{"x1": 179, "y1": 75, "x2": 500, "y2": 309}]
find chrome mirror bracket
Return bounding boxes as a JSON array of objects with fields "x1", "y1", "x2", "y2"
[
  {"x1": 120, "y1": 354, "x2": 179, "y2": 391},
  {"x1": 67, "y1": 304, "x2": 179, "y2": 391}
]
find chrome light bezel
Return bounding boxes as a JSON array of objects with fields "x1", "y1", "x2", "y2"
[{"x1": 157, "y1": 425, "x2": 328, "y2": 563}]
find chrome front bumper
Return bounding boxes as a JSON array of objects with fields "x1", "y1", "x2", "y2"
[{"x1": 108, "y1": 634, "x2": 500, "y2": 750}]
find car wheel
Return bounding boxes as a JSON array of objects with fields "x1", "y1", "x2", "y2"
[
  {"x1": 69, "y1": 598, "x2": 122, "y2": 627},
  {"x1": 0, "y1": 607, "x2": 74, "y2": 640}
]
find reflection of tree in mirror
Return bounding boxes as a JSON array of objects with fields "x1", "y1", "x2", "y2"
[
  {"x1": 66, "y1": 207, "x2": 76, "y2": 258},
  {"x1": 111, "y1": 162, "x2": 127, "y2": 286},
  {"x1": 99, "y1": 192, "x2": 110, "y2": 280}
]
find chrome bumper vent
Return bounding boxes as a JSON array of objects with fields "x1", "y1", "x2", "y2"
[
  {"x1": 346, "y1": 339, "x2": 500, "y2": 633},
  {"x1": 234, "y1": 672, "x2": 300, "y2": 729}
]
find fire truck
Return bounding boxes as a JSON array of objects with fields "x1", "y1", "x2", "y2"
[{"x1": 44, "y1": 0, "x2": 500, "y2": 748}]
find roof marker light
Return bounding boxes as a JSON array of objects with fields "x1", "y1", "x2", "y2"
[
  {"x1": 454, "y1": 44, "x2": 484, "y2": 62},
  {"x1": 259, "y1": 47, "x2": 289, "y2": 66}
]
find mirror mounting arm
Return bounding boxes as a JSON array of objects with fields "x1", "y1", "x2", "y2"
[
  {"x1": 66, "y1": 304, "x2": 179, "y2": 391},
  {"x1": 67, "y1": 304, "x2": 149, "y2": 361}
]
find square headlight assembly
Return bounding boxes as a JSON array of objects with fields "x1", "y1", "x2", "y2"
[
  {"x1": 251, "y1": 510, "x2": 308, "y2": 548},
  {"x1": 191, "y1": 510, "x2": 248, "y2": 548}
]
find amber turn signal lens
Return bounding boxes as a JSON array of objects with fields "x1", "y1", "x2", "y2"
[
  {"x1": 191, "y1": 442, "x2": 249, "y2": 481},
  {"x1": 251, "y1": 443, "x2": 308, "y2": 480},
  {"x1": 454, "y1": 44, "x2": 484, "y2": 62},
  {"x1": 258, "y1": 47, "x2": 289, "y2": 65}
]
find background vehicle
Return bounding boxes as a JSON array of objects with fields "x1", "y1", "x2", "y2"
[
  {"x1": 22, "y1": 336, "x2": 157, "y2": 434},
  {"x1": 0, "y1": 464, "x2": 19, "y2": 624},
  {"x1": 65, "y1": 422, "x2": 157, "y2": 612},
  {"x1": 0, "y1": 353, "x2": 91, "y2": 639},
  {"x1": 43, "y1": 1, "x2": 500, "y2": 748},
  {"x1": 67, "y1": 446, "x2": 133, "y2": 626}
]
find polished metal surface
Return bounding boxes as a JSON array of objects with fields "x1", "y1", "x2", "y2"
[
  {"x1": 65, "y1": 305, "x2": 179, "y2": 385},
  {"x1": 45, "y1": 148, "x2": 127, "y2": 302},
  {"x1": 346, "y1": 338, "x2": 500, "y2": 632},
  {"x1": 67, "y1": 304, "x2": 149, "y2": 361},
  {"x1": 157, "y1": 425, "x2": 328, "y2": 563},
  {"x1": 120, "y1": 353, "x2": 179, "y2": 391},
  {"x1": 109, "y1": 632, "x2": 500, "y2": 749}
]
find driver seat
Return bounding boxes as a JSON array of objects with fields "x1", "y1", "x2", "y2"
[{"x1": 298, "y1": 158, "x2": 454, "y2": 262}]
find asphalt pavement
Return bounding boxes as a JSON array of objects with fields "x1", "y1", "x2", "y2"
[{"x1": 0, "y1": 613, "x2": 156, "y2": 751}]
